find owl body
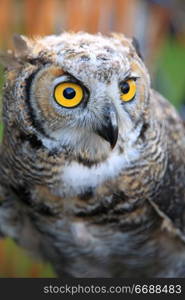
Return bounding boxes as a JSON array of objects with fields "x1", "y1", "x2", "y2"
[{"x1": 0, "y1": 32, "x2": 185, "y2": 277}]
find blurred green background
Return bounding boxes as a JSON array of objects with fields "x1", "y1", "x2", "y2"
[{"x1": 0, "y1": 0, "x2": 185, "y2": 277}]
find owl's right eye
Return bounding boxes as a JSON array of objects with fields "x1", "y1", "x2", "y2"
[{"x1": 54, "y1": 82, "x2": 84, "y2": 108}]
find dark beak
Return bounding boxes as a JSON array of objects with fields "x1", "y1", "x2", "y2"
[{"x1": 96, "y1": 103, "x2": 118, "y2": 149}]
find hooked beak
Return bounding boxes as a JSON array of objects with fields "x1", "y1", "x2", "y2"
[{"x1": 96, "y1": 103, "x2": 118, "y2": 149}]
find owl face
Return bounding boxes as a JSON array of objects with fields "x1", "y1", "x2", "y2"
[{"x1": 4, "y1": 33, "x2": 151, "y2": 164}]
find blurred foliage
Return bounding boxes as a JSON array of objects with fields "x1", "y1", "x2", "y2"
[
  {"x1": 155, "y1": 37, "x2": 185, "y2": 109},
  {"x1": 0, "y1": 0, "x2": 184, "y2": 278},
  {"x1": 0, "y1": 239, "x2": 55, "y2": 277}
]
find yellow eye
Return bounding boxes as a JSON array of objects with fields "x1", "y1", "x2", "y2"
[
  {"x1": 54, "y1": 82, "x2": 83, "y2": 108},
  {"x1": 120, "y1": 79, "x2": 136, "y2": 102}
]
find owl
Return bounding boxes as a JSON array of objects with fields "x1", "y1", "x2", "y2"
[{"x1": 0, "y1": 32, "x2": 185, "y2": 278}]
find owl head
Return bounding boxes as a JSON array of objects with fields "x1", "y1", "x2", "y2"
[{"x1": 1, "y1": 32, "x2": 151, "y2": 165}]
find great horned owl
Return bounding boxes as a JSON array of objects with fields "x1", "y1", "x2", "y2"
[{"x1": 0, "y1": 32, "x2": 185, "y2": 277}]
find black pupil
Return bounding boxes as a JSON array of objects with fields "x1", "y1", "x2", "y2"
[
  {"x1": 63, "y1": 87, "x2": 76, "y2": 99},
  {"x1": 120, "y1": 82, "x2": 130, "y2": 94}
]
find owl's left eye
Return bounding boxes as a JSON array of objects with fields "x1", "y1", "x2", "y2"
[
  {"x1": 54, "y1": 82, "x2": 83, "y2": 108},
  {"x1": 120, "y1": 79, "x2": 136, "y2": 102}
]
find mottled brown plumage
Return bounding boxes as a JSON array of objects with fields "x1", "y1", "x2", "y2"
[{"x1": 0, "y1": 32, "x2": 185, "y2": 277}]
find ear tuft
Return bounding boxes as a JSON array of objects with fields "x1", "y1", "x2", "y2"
[
  {"x1": 0, "y1": 34, "x2": 30, "y2": 70},
  {"x1": 13, "y1": 34, "x2": 29, "y2": 56},
  {"x1": 132, "y1": 37, "x2": 143, "y2": 60}
]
